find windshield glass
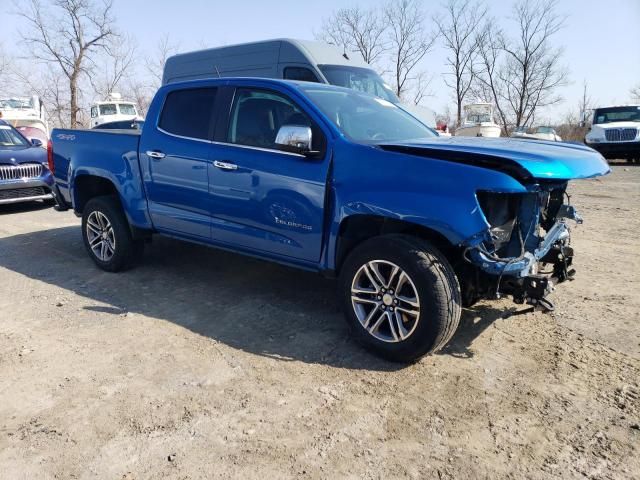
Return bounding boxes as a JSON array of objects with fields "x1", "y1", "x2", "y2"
[
  {"x1": 301, "y1": 86, "x2": 436, "y2": 143},
  {"x1": 0, "y1": 124, "x2": 29, "y2": 147},
  {"x1": 536, "y1": 126, "x2": 553, "y2": 133},
  {"x1": 118, "y1": 103, "x2": 137, "y2": 115},
  {"x1": 99, "y1": 104, "x2": 117, "y2": 116},
  {"x1": 0, "y1": 98, "x2": 34, "y2": 110},
  {"x1": 593, "y1": 106, "x2": 640, "y2": 124},
  {"x1": 319, "y1": 65, "x2": 399, "y2": 103}
]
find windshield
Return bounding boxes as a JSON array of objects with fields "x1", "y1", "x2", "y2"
[
  {"x1": 301, "y1": 86, "x2": 436, "y2": 143},
  {"x1": 99, "y1": 104, "x2": 117, "y2": 116},
  {"x1": 0, "y1": 98, "x2": 34, "y2": 110},
  {"x1": 0, "y1": 124, "x2": 30, "y2": 147},
  {"x1": 318, "y1": 65, "x2": 399, "y2": 104},
  {"x1": 464, "y1": 105, "x2": 493, "y2": 124},
  {"x1": 593, "y1": 106, "x2": 640, "y2": 124},
  {"x1": 536, "y1": 126, "x2": 554, "y2": 133},
  {"x1": 118, "y1": 103, "x2": 137, "y2": 115}
]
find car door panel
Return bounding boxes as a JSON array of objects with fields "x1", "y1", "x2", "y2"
[
  {"x1": 208, "y1": 86, "x2": 330, "y2": 263},
  {"x1": 142, "y1": 138, "x2": 211, "y2": 239},
  {"x1": 139, "y1": 87, "x2": 217, "y2": 240},
  {"x1": 208, "y1": 143, "x2": 326, "y2": 261}
]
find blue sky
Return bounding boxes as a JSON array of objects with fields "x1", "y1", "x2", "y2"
[{"x1": 2, "y1": 0, "x2": 639, "y2": 121}]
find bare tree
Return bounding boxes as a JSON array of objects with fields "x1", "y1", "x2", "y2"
[
  {"x1": 578, "y1": 80, "x2": 593, "y2": 124},
  {"x1": 15, "y1": 0, "x2": 118, "y2": 128},
  {"x1": 145, "y1": 34, "x2": 180, "y2": 89},
  {"x1": 473, "y1": 22, "x2": 510, "y2": 132},
  {"x1": 90, "y1": 33, "x2": 137, "y2": 99},
  {"x1": 0, "y1": 43, "x2": 11, "y2": 84},
  {"x1": 411, "y1": 71, "x2": 434, "y2": 105},
  {"x1": 631, "y1": 84, "x2": 640, "y2": 102},
  {"x1": 384, "y1": 0, "x2": 435, "y2": 100},
  {"x1": 500, "y1": 0, "x2": 567, "y2": 129},
  {"x1": 474, "y1": 0, "x2": 567, "y2": 133},
  {"x1": 317, "y1": 6, "x2": 387, "y2": 65},
  {"x1": 434, "y1": 0, "x2": 487, "y2": 127},
  {"x1": 9, "y1": 62, "x2": 70, "y2": 128}
]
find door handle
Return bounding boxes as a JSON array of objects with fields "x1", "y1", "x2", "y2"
[
  {"x1": 146, "y1": 150, "x2": 166, "y2": 159},
  {"x1": 213, "y1": 160, "x2": 238, "y2": 171}
]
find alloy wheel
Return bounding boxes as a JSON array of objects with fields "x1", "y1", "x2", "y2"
[
  {"x1": 86, "y1": 211, "x2": 116, "y2": 262},
  {"x1": 350, "y1": 260, "x2": 421, "y2": 343}
]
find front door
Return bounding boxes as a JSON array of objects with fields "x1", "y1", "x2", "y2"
[
  {"x1": 208, "y1": 87, "x2": 330, "y2": 263},
  {"x1": 139, "y1": 87, "x2": 217, "y2": 240}
]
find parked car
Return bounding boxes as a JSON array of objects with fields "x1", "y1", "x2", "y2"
[
  {"x1": 0, "y1": 119, "x2": 55, "y2": 205},
  {"x1": 92, "y1": 119, "x2": 144, "y2": 131},
  {"x1": 49, "y1": 78, "x2": 609, "y2": 362},
  {"x1": 163, "y1": 38, "x2": 436, "y2": 128},
  {"x1": 585, "y1": 105, "x2": 640, "y2": 163},
  {"x1": 511, "y1": 126, "x2": 562, "y2": 142}
]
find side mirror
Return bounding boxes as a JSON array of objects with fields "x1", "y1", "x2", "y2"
[
  {"x1": 275, "y1": 125, "x2": 312, "y2": 155},
  {"x1": 30, "y1": 138, "x2": 44, "y2": 148}
]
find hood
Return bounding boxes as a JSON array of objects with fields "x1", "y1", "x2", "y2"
[
  {"x1": 379, "y1": 136, "x2": 610, "y2": 182},
  {"x1": 0, "y1": 145, "x2": 46, "y2": 165}
]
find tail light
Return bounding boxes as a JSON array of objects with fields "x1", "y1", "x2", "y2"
[{"x1": 47, "y1": 140, "x2": 55, "y2": 174}]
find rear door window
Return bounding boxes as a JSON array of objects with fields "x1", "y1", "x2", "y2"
[{"x1": 159, "y1": 88, "x2": 217, "y2": 141}]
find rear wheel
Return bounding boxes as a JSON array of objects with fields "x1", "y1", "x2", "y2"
[
  {"x1": 339, "y1": 235, "x2": 461, "y2": 363},
  {"x1": 82, "y1": 195, "x2": 143, "y2": 272}
]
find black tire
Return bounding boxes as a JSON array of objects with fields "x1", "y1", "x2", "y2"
[
  {"x1": 339, "y1": 234, "x2": 461, "y2": 363},
  {"x1": 81, "y1": 195, "x2": 143, "y2": 272}
]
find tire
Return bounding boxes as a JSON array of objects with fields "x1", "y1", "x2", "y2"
[
  {"x1": 81, "y1": 195, "x2": 143, "y2": 272},
  {"x1": 339, "y1": 234, "x2": 461, "y2": 363}
]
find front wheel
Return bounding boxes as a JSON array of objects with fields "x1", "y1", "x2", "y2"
[
  {"x1": 82, "y1": 195, "x2": 143, "y2": 272},
  {"x1": 339, "y1": 235, "x2": 461, "y2": 363}
]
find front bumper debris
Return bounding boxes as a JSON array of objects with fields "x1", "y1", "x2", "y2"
[{"x1": 466, "y1": 203, "x2": 582, "y2": 312}]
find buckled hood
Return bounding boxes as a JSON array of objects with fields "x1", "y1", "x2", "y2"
[{"x1": 379, "y1": 136, "x2": 610, "y2": 182}]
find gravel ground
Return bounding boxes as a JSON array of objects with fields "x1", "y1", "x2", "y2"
[{"x1": 0, "y1": 164, "x2": 638, "y2": 479}]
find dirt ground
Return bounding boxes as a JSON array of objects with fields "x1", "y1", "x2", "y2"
[{"x1": 0, "y1": 164, "x2": 638, "y2": 479}]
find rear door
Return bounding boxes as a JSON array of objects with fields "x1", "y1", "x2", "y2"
[
  {"x1": 207, "y1": 86, "x2": 331, "y2": 263},
  {"x1": 139, "y1": 87, "x2": 217, "y2": 240}
]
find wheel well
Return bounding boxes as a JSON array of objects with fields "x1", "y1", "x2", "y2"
[
  {"x1": 73, "y1": 175, "x2": 119, "y2": 214},
  {"x1": 335, "y1": 215, "x2": 459, "y2": 272}
]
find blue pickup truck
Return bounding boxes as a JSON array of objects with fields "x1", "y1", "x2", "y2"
[{"x1": 49, "y1": 78, "x2": 609, "y2": 362}]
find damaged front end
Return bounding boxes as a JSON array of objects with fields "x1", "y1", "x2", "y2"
[{"x1": 463, "y1": 184, "x2": 583, "y2": 312}]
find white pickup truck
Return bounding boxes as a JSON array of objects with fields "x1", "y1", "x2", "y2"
[{"x1": 585, "y1": 105, "x2": 640, "y2": 163}]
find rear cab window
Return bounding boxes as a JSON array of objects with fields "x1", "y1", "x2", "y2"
[{"x1": 159, "y1": 88, "x2": 218, "y2": 140}]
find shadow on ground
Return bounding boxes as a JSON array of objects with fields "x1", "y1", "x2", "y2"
[
  {"x1": 0, "y1": 201, "x2": 55, "y2": 215},
  {"x1": 0, "y1": 225, "x2": 505, "y2": 369}
]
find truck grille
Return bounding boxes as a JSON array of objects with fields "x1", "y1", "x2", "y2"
[
  {"x1": 604, "y1": 128, "x2": 638, "y2": 142},
  {"x1": 0, "y1": 163, "x2": 44, "y2": 181},
  {"x1": 0, "y1": 186, "x2": 48, "y2": 200}
]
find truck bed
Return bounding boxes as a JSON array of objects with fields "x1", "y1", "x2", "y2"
[{"x1": 51, "y1": 128, "x2": 143, "y2": 214}]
